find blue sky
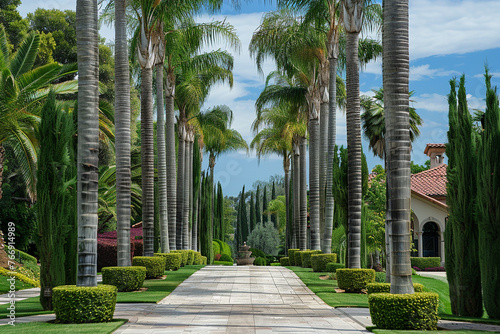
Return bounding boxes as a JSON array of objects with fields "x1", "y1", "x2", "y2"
[{"x1": 19, "y1": 0, "x2": 500, "y2": 196}]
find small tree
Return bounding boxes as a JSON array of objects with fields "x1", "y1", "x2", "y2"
[{"x1": 247, "y1": 223, "x2": 280, "y2": 256}]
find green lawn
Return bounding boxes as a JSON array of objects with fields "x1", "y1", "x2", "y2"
[
  {"x1": 0, "y1": 319, "x2": 126, "y2": 333},
  {"x1": 0, "y1": 276, "x2": 35, "y2": 294},
  {"x1": 371, "y1": 330, "x2": 492, "y2": 334},
  {"x1": 0, "y1": 265, "x2": 204, "y2": 318}
]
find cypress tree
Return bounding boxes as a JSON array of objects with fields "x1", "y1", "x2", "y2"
[
  {"x1": 476, "y1": 70, "x2": 500, "y2": 319},
  {"x1": 271, "y1": 181, "x2": 277, "y2": 227},
  {"x1": 249, "y1": 192, "x2": 256, "y2": 233},
  {"x1": 213, "y1": 183, "x2": 220, "y2": 240},
  {"x1": 236, "y1": 189, "x2": 241, "y2": 249},
  {"x1": 192, "y1": 138, "x2": 201, "y2": 251},
  {"x1": 255, "y1": 185, "x2": 261, "y2": 225},
  {"x1": 446, "y1": 76, "x2": 483, "y2": 317},
  {"x1": 200, "y1": 173, "x2": 213, "y2": 264},
  {"x1": 37, "y1": 91, "x2": 74, "y2": 310},
  {"x1": 241, "y1": 186, "x2": 248, "y2": 243},
  {"x1": 217, "y1": 182, "x2": 224, "y2": 240},
  {"x1": 262, "y1": 185, "x2": 268, "y2": 223}
]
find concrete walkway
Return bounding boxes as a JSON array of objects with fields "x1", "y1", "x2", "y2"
[{"x1": 115, "y1": 266, "x2": 368, "y2": 334}]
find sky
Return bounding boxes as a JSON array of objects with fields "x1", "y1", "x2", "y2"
[{"x1": 19, "y1": 0, "x2": 500, "y2": 196}]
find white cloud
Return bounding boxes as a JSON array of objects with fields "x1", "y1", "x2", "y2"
[
  {"x1": 410, "y1": 0, "x2": 500, "y2": 60},
  {"x1": 410, "y1": 64, "x2": 460, "y2": 81},
  {"x1": 413, "y1": 93, "x2": 449, "y2": 112}
]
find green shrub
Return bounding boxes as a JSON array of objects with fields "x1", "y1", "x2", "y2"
[
  {"x1": 249, "y1": 247, "x2": 266, "y2": 258},
  {"x1": 412, "y1": 268, "x2": 418, "y2": 275},
  {"x1": 270, "y1": 263, "x2": 281, "y2": 266},
  {"x1": 132, "y1": 256, "x2": 166, "y2": 279},
  {"x1": 154, "y1": 253, "x2": 182, "y2": 271},
  {"x1": 410, "y1": 257, "x2": 441, "y2": 270},
  {"x1": 193, "y1": 252, "x2": 202, "y2": 265},
  {"x1": 254, "y1": 257, "x2": 267, "y2": 266},
  {"x1": 14, "y1": 262, "x2": 40, "y2": 280},
  {"x1": 171, "y1": 250, "x2": 188, "y2": 266},
  {"x1": 212, "y1": 241, "x2": 221, "y2": 257},
  {"x1": 0, "y1": 267, "x2": 39, "y2": 287},
  {"x1": 287, "y1": 249, "x2": 299, "y2": 266},
  {"x1": 375, "y1": 272, "x2": 386, "y2": 283},
  {"x1": 201, "y1": 256, "x2": 207, "y2": 265},
  {"x1": 13, "y1": 249, "x2": 37, "y2": 265},
  {"x1": 367, "y1": 283, "x2": 424, "y2": 294},
  {"x1": 295, "y1": 250, "x2": 307, "y2": 267},
  {"x1": 186, "y1": 250, "x2": 195, "y2": 265},
  {"x1": 280, "y1": 257, "x2": 290, "y2": 266},
  {"x1": 102, "y1": 266, "x2": 146, "y2": 292},
  {"x1": 301, "y1": 250, "x2": 322, "y2": 268},
  {"x1": 53, "y1": 285, "x2": 117, "y2": 323},
  {"x1": 311, "y1": 254, "x2": 337, "y2": 272},
  {"x1": 369, "y1": 292, "x2": 439, "y2": 330},
  {"x1": 325, "y1": 262, "x2": 345, "y2": 273},
  {"x1": 336, "y1": 269, "x2": 375, "y2": 292},
  {"x1": 219, "y1": 254, "x2": 233, "y2": 262},
  {"x1": 214, "y1": 261, "x2": 233, "y2": 266},
  {"x1": 214, "y1": 239, "x2": 232, "y2": 258}
]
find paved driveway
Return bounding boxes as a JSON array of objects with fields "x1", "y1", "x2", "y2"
[{"x1": 114, "y1": 265, "x2": 369, "y2": 334}]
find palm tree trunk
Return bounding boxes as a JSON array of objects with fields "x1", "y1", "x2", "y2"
[
  {"x1": 176, "y1": 124, "x2": 185, "y2": 250},
  {"x1": 188, "y1": 139, "x2": 194, "y2": 249},
  {"x1": 293, "y1": 143, "x2": 300, "y2": 249},
  {"x1": 141, "y1": 67, "x2": 155, "y2": 257},
  {"x1": 324, "y1": 56, "x2": 338, "y2": 254},
  {"x1": 284, "y1": 153, "x2": 291, "y2": 252},
  {"x1": 76, "y1": 0, "x2": 99, "y2": 286},
  {"x1": 115, "y1": 0, "x2": 132, "y2": 266},
  {"x1": 182, "y1": 132, "x2": 191, "y2": 250},
  {"x1": 165, "y1": 73, "x2": 177, "y2": 250},
  {"x1": 156, "y1": 63, "x2": 169, "y2": 253},
  {"x1": 346, "y1": 31, "x2": 362, "y2": 269},
  {"x1": 384, "y1": 0, "x2": 414, "y2": 294},
  {"x1": 384, "y1": 154, "x2": 391, "y2": 282},
  {"x1": 299, "y1": 136, "x2": 307, "y2": 250},
  {"x1": 309, "y1": 108, "x2": 321, "y2": 251},
  {"x1": 319, "y1": 61, "x2": 329, "y2": 251}
]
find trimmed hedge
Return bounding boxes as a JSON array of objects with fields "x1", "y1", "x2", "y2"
[
  {"x1": 280, "y1": 257, "x2": 290, "y2": 266},
  {"x1": 254, "y1": 257, "x2": 267, "y2": 266},
  {"x1": 410, "y1": 257, "x2": 441, "y2": 270},
  {"x1": 287, "y1": 249, "x2": 299, "y2": 266},
  {"x1": 171, "y1": 250, "x2": 188, "y2": 266},
  {"x1": 154, "y1": 253, "x2": 182, "y2": 271},
  {"x1": 367, "y1": 283, "x2": 424, "y2": 294},
  {"x1": 311, "y1": 254, "x2": 337, "y2": 272},
  {"x1": 0, "y1": 267, "x2": 39, "y2": 287},
  {"x1": 301, "y1": 250, "x2": 322, "y2": 268},
  {"x1": 186, "y1": 250, "x2": 195, "y2": 265},
  {"x1": 214, "y1": 261, "x2": 234, "y2": 266},
  {"x1": 249, "y1": 247, "x2": 266, "y2": 258},
  {"x1": 102, "y1": 266, "x2": 146, "y2": 292},
  {"x1": 214, "y1": 239, "x2": 232, "y2": 258},
  {"x1": 295, "y1": 250, "x2": 307, "y2": 267},
  {"x1": 325, "y1": 262, "x2": 345, "y2": 273},
  {"x1": 193, "y1": 252, "x2": 202, "y2": 265},
  {"x1": 270, "y1": 263, "x2": 281, "y2": 266},
  {"x1": 201, "y1": 256, "x2": 207, "y2": 265},
  {"x1": 369, "y1": 292, "x2": 439, "y2": 330},
  {"x1": 212, "y1": 241, "x2": 221, "y2": 257},
  {"x1": 132, "y1": 256, "x2": 166, "y2": 279},
  {"x1": 375, "y1": 272, "x2": 386, "y2": 283},
  {"x1": 13, "y1": 249, "x2": 37, "y2": 265},
  {"x1": 336, "y1": 269, "x2": 375, "y2": 292},
  {"x1": 53, "y1": 285, "x2": 117, "y2": 323},
  {"x1": 219, "y1": 254, "x2": 233, "y2": 262}
]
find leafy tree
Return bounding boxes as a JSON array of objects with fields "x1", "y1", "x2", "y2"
[
  {"x1": 247, "y1": 223, "x2": 280, "y2": 256},
  {"x1": 410, "y1": 160, "x2": 430, "y2": 174},
  {"x1": 446, "y1": 76, "x2": 482, "y2": 317},
  {"x1": 0, "y1": 0, "x2": 27, "y2": 50},
  {"x1": 262, "y1": 185, "x2": 268, "y2": 223},
  {"x1": 249, "y1": 192, "x2": 256, "y2": 233},
  {"x1": 199, "y1": 172, "x2": 213, "y2": 264},
  {"x1": 255, "y1": 185, "x2": 261, "y2": 225}
]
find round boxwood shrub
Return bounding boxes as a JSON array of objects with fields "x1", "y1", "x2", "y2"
[
  {"x1": 280, "y1": 257, "x2": 290, "y2": 266},
  {"x1": 254, "y1": 257, "x2": 267, "y2": 266},
  {"x1": 325, "y1": 262, "x2": 345, "y2": 273},
  {"x1": 219, "y1": 254, "x2": 233, "y2": 262},
  {"x1": 311, "y1": 254, "x2": 337, "y2": 272},
  {"x1": 369, "y1": 292, "x2": 439, "y2": 330},
  {"x1": 201, "y1": 256, "x2": 207, "y2": 265},
  {"x1": 132, "y1": 256, "x2": 166, "y2": 279},
  {"x1": 53, "y1": 285, "x2": 117, "y2": 323},
  {"x1": 154, "y1": 253, "x2": 182, "y2": 271},
  {"x1": 171, "y1": 250, "x2": 188, "y2": 266},
  {"x1": 187, "y1": 250, "x2": 195, "y2": 265},
  {"x1": 336, "y1": 268, "x2": 375, "y2": 292},
  {"x1": 367, "y1": 283, "x2": 424, "y2": 294},
  {"x1": 287, "y1": 249, "x2": 299, "y2": 266},
  {"x1": 102, "y1": 266, "x2": 146, "y2": 292},
  {"x1": 301, "y1": 250, "x2": 322, "y2": 268}
]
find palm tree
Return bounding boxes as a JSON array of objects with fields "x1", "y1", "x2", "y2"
[
  {"x1": 0, "y1": 28, "x2": 77, "y2": 202},
  {"x1": 383, "y1": 0, "x2": 414, "y2": 293},
  {"x1": 114, "y1": 0, "x2": 133, "y2": 266},
  {"x1": 343, "y1": 0, "x2": 364, "y2": 269},
  {"x1": 76, "y1": 0, "x2": 99, "y2": 286}
]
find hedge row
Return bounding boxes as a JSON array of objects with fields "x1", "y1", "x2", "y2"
[
  {"x1": 154, "y1": 253, "x2": 182, "y2": 271},
  {"x1": 301, "y1": 250, "x2": 322, "y2": 268},
  {"x1": 311, "y1": 254, "x2": 337, "y2": 272},
  {"x1": 336, "y1": 269, "x2": 375, "y2": 292},
  {"x1": 366, "y1": 283, "x2": 424, "y2": 294},
  {"x1": 132, "y1": 256, "x2": 166, "y2": 279},
  {"x1": 13, "y1": 249, "x2": 37, "y2": 265},
  {"x1": 325, "y1": 263, "x2": 345, "y2": 273},
  {"x1": 287, "y1": 249, "x2": 299, "y2": 266},
  {"x1": 102, "y1": 266, "x2": 146, "y2": 292},
  {"x1": 213, "y1": 261, "x2": 234, "y2": 266},
  {"x1": 0, "y1": 267, "x2": 40, "y2": 287},
  {"x1": 280, "y1": 257, "x2": 290, "y2": 266},
  {"x1": 410, "y1": 257, "x2": 441, "y2": 270}
]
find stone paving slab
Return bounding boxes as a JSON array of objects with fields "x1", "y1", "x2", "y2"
[{"x1": 114, "y1": 266, "x2": 369, "y2": 334}]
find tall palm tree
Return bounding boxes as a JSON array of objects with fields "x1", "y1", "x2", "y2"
[
  {"x1": 343, "y1": 0, "x2": 364, "y2": 269},
  {"x1": 76, "y1": 0, "x2": 99, "y2": 286},
  {"x1": 115, "y1": 0, "x2": 133, "y2": 266},
  {"x1": 0, "y1": 28, "x2": 77, "y2": 202},
  {"x1": 383, "y1": 0, "x2": 414, "y2": 294}
]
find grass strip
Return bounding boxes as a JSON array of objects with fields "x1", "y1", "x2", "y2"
[
  {"x1": 0, "y1": 319, "x2": 126, "y2": 333},
  {"x1": 0, "y1": 276, "x2": 36, "y2": 294}
]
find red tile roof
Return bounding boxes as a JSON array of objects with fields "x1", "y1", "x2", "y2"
[
  {"x1": 424, "y1": 143, "x2": 446, "y2": 155},
  {"x1": 411, "y1": 164, "x2": 447, "y2": 197}
]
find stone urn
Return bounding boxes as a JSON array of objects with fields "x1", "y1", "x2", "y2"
[{"x1": 235, "y1": 242, "x2": 255, "y2": 266}]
